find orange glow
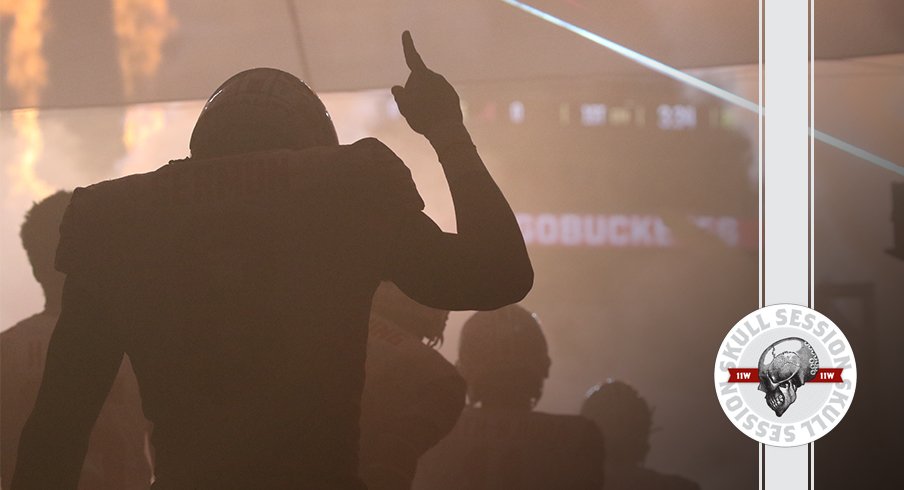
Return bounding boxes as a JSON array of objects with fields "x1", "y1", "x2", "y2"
[
  {"x1": 7, "y1": 110, "x2": 53, "y2": 199},
  {"x1": 112, "y1": 0, "x2": 176, "y2": 97},
  {"x1": 122, "y1": 105, "x2": 166, "y2": 151},
  {"x1": 1, "y1": 0, "x2": 52, "y2": 200},
  {"x1": 1, "y1": 0, "x2": 49, "y2": 108}
]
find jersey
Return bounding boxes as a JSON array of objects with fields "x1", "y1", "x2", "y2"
[
  {"x1": 413, "y1": 407, "x2": 605, "y2": 490},
  {"x1": 52, "y1": 138, "x2": 424, "y2": 488},
  {"x1": 1, "y1": 313, "x2": 150, "y2": 490},
  {"x1": 359, "y1": 314, "x2": 466, "y2": 489}
]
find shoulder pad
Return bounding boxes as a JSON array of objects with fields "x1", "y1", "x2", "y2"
[
  {"x1": 55, "y1": 170, "x2": 164, "y2": 273},
  {"x1": 345, "y1": 138, "x2": 425, "y2": 212},
  {"x1": 54, "y1": 141, "x2": 423, "y2": 272}
]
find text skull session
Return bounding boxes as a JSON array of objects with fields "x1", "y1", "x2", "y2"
[{"x1": 714, "y1": 304, "x2": 857, "y2": 447}]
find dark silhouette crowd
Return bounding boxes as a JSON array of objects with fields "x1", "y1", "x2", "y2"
[{"x1": 413, "y1": 306, "x2": 605, "y2": 490}]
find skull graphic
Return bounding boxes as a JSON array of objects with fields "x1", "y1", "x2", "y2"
[{"x1": 757, "y1": 337, "x2": 819, "y2": 417}]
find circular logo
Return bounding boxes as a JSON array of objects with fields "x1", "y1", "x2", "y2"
[{"x1": 713, "y1": 304, "x2": 857, "y2": 447}]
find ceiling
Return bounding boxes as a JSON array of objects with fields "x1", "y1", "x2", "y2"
[{"x1": 1, "y1": 0, "x2": 901, "y2": 110}]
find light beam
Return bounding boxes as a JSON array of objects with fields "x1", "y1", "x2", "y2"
[{"x1": 500, "y1": 0, "x2": 904, "y2": 176}]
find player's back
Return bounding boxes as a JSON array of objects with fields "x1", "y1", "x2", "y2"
[
  {"x1": 361, "y1": 314, "x2": 465, "y2": 436},
  {"x1": 359, "y1": 314, "x2": 466, "y2": 487},
  {"x1": 413, "y1": 407, "x2": 605, "y2": 490},
  {"x1": 56, "y1": 139, "x2": 423, "y2": 487}
]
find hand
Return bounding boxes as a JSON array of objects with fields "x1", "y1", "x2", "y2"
[{"x1": 392, "y1": 31, "x2": 463, "y2": 137}]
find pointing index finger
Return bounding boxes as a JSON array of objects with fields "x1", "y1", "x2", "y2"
[{"x1": 402, "y1": 30, "x2": 428, "y2": 72}]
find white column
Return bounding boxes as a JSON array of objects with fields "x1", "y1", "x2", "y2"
[{"x1": 760, "y1": 0, "x2": 813, "y2": 488}]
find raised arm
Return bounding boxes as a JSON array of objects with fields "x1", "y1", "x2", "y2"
[
  {"x1": 386, "y1": 31, "x2": 533, "y2": 310},
  {"x1": 11, "y1": 274, "x2": 123, "y2": 490}
]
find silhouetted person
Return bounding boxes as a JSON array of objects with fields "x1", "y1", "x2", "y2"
[
  {"x1": 413, "y1": 305, "x2": 604, "y2": 490},
  {"x1": 359, "y1": 282, "x2": 466, "y2": 489},
  {"x1": 1, "y1": 191, "x2": 151, "y2": 490},
  {"x1": 581, "y1": 380, "x2": 699, "y2": 490},
  {"x1": 11, "y1": 31, "x2": 531, "y2": 490}
]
